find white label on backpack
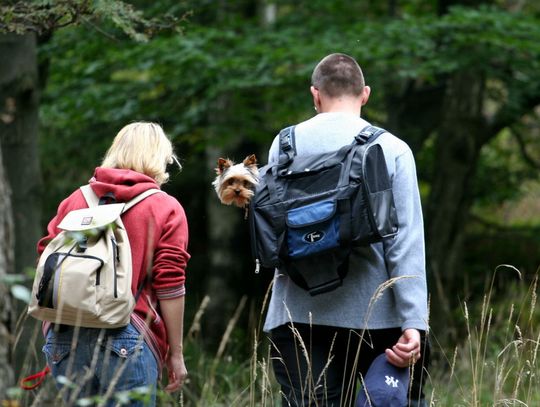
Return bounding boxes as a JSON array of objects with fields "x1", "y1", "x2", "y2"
[{"x1": 304, "y1": 231, "x2": 325, "y2": 243}]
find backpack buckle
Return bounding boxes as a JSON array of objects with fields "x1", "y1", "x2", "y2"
[
  {"x1": 280, "y1": 134, "x2": 293, "y2": 151},
  {"x1": 77, "y1": 236, "x2": 88, "y2": 252},
  {"x1": 355, "y1": 126, "x2": 376, "y2": 144}
]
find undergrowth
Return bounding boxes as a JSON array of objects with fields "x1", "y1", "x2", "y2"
[{"x1": 4, "y1": 266, "x2": 540, "y2": 406}]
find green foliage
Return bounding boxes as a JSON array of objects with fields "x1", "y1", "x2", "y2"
[
  {"x1": 38, "y1": 3, "x2": 540, "y2": 216},
  {"x1": 33, "y1": 2, "x2": 540, "y2": 325},
  {"x1": 3, "y1": 1, "x2": 538, "y2": 404},
  {"x1": 0, "y1": 0, "x2": 184, "y2": 39},
  {"x1": 473, "y1": 130, "x2": 539, "y2": 206},
  {"x1": 1, "y1": 271, "x2": 32, "y2": 303}
]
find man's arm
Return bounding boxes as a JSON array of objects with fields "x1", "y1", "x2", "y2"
[{"x1": 382, "y1": 147, "x2": 428, "y2": 366}]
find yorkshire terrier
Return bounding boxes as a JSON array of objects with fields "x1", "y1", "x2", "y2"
[{"x1": 213, "y1": 154, "x2": 259, "y2": 210}]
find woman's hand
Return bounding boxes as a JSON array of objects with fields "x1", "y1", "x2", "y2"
[{"x1": 164, "y1": 351, "x2": 187, "y2": 393}]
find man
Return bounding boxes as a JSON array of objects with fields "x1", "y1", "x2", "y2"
[{"x1": 264, "y1": 53, "x2": 429, "y2": 406}]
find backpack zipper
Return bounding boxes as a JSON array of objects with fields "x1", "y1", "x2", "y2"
[
  {"x1": 248, "y1": 201, "x2": 260, "y2": 274},
  {"x1": 111, "y1": 238, "x2": 119, "y2": 298}
]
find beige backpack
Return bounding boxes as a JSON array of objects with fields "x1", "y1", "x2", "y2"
[{"x1": 28, "y1": 185, "x2": 162, "y2": 328}]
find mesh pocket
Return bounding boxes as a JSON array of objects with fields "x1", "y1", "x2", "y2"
[
  {"x1": 362, "y1": 144, "x2": 398, "y2": 239},
  {"x1": 283, "y1": 165, "x2": 341, "y2": 200},
  {"x1": 363, "y1": 145, "x2": 392, "y2": 192},
  {"x1": 286, "y1": 200, "x2": 340, "y2": 259}
]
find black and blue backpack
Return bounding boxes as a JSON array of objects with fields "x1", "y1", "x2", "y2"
[{"x1": 249, "y1": 125, "x2": 399, "y2": 296}]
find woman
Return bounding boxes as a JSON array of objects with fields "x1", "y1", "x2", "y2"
[{"x1": 39, "y1": 122, "x2": 189, "y2": 405}]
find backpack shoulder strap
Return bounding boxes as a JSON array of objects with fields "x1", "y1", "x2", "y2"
[
  {"x1": 80, "y1": 185, "x2": 163, "y2": 212},
  {"x1": 354, "y1": 125, "x2": 387, "y2": 145},
  {"x1": 80, "y1": 184, "x2": 100, "y2": 207},
  {"x1": 123, "y1": 189, "x2": 163, "y2": 212},
  {"x1": 278, "y1": 125, "x2": 296, "y2": 167}
]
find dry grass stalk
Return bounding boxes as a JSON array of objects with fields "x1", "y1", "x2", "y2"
[
  {"x1": 450, "y1": 346, "x2": 458, "y2": 380},
  {"x1": 187, "y1": 295, "x2": 211, "y2": 340},
  {"x1": 215, "y1": 295, "x2": 247, "y2": 361},
  {"x1": 528, "y1": 275, "x2": 537, "y2": 327}
]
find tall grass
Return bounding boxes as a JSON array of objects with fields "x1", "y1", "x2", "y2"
[
  {"x1": 5, "y1": 267, "x2": 540, "y2": 406},
  {"x1": 426, "y1": 267, "x2": 540, "y2": 406}
]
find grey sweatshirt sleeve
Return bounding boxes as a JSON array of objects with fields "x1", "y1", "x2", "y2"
[
  {"x1": 268, "y1": 135, "x2": 279, "y2": 164},
  {"x1": 383, "y1": 148, "x2": 428, "y2": 331}
]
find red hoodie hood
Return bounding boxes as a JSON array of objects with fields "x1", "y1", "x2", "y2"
[{"x1": 89, "y1": 167, "x2": 160, "y2": 202}]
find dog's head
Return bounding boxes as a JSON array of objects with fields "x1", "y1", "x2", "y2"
[{"x1": 212, "y1": 154, "x2": 259, "y2": 208}]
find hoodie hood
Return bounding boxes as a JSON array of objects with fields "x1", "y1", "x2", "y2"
[{"x1": 89, "y1": 167, "x2": 160, "y2": 202}]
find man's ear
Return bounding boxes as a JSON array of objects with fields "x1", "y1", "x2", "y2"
[
  {"x1": 310, "y1": 86, "x2": 321, "y2": 111},
  {"x1": 361, "y1": 85, "x2": 371, "y2": 106}
]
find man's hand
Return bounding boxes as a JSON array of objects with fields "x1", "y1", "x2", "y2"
[
  {"x1": 164, "y1": 352, "x2": 187, "y2": 393},
  {"x1": 385, "y1": 328, "x2": 421, "y2": 368}
]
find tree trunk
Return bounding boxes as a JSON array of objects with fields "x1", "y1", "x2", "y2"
[
  {"x1": 425, "y1": 72, "x2": 488, "y2": 320},
  {"x1": 205, "y1": 141, "x2": 244, "y2": 339},
  {"x1": 201, "y1": 0, "x2": 274, "y2": 345},
  {"x1": 0, "y1": 141, "x2": 15, "y2": 399},
  {"x1": 385, "y1": 78, "x2": 446, "y2": 155},
  {"x1": 0, "y1": 33, "x2": 42, "y2": 276}
]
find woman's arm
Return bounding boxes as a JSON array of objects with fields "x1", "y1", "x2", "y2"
[{"x1": 160, "y1": 295, "x2": 187, "y2": 392}]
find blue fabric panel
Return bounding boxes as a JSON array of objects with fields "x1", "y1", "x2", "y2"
[
  {"x1": 286, "y1": 200, "x2": 336, "y2": 227},
  {"x1": 286, "y1": 201, "x2": 340, "y2": 258}
]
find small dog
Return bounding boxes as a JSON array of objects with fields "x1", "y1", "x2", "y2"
[{"x1": 213, "y1": 154, "x2": 259, "y2": 209}]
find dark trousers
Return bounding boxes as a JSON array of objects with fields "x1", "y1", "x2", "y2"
[{"x1": 270, "y1": 323, "x2": 430, "y2": 407}]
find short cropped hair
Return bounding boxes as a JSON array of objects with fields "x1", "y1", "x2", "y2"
[
  {"x1": 102, "y1": 122, "x2": 178, "y2": 185},
  {"x1": 311, "y1": 53, "x2": 365, "y2": 98}
]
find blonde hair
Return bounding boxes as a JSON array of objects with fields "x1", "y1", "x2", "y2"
[{"x1": 102, "y1": 122, "x2": 179, "y2": 185}]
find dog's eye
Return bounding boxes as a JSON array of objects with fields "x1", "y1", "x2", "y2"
[
  {"x1": 227, "y1": 179, "x2": 235, "y2": 186},
  {"x1": 243, "y1": 180, "x2": 251, "y2": 188}
]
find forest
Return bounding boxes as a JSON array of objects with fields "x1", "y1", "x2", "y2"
[{"x1": 1, "y1": 0, "x2": 540, "y2": 405}]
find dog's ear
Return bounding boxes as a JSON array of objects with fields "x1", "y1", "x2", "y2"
[
  {"x1": 243, "y1": 154, "x2": 257, "y2": 168},
  {"x1": 216, "y1": 158, "x2": 232, "y2": 175}
]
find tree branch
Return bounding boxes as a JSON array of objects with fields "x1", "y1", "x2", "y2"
[
  {"x1": 0, "y1": 0, "x2": 184, "y2": 38},
  {"x1": 81, "y1": 17, "x2": 119, "y2": 42},
  {"x1": 488, "y1": 93, "x2": 540, "y2": 141},
  {"x1": 511, "y1": 127, "x2": 540, "y2": 169}
]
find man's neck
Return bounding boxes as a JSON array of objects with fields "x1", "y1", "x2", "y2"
[{"x1": 319, "y1": 98, "x2": 362, "y2": 116}]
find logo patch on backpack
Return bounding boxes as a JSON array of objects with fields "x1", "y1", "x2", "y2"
[
  {"x1": 81, "y1": 216, "x2": 93, "y2": 226},
  {"x1": 304, "y1": 231, "x2": 324, "y2": 243}
]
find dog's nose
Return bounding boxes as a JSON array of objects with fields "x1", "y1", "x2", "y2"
[{"x1": 234, "y1": 189, "x2": 241, "y2": 195}]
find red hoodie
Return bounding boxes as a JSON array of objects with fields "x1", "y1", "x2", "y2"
[{"x1": 37, "y1": 167, "x2": 190, "y2": 367}]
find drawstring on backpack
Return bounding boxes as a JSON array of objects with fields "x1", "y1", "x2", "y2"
[{"x1": 20, "y1": 365, "x2": 51, "y2": 390}]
